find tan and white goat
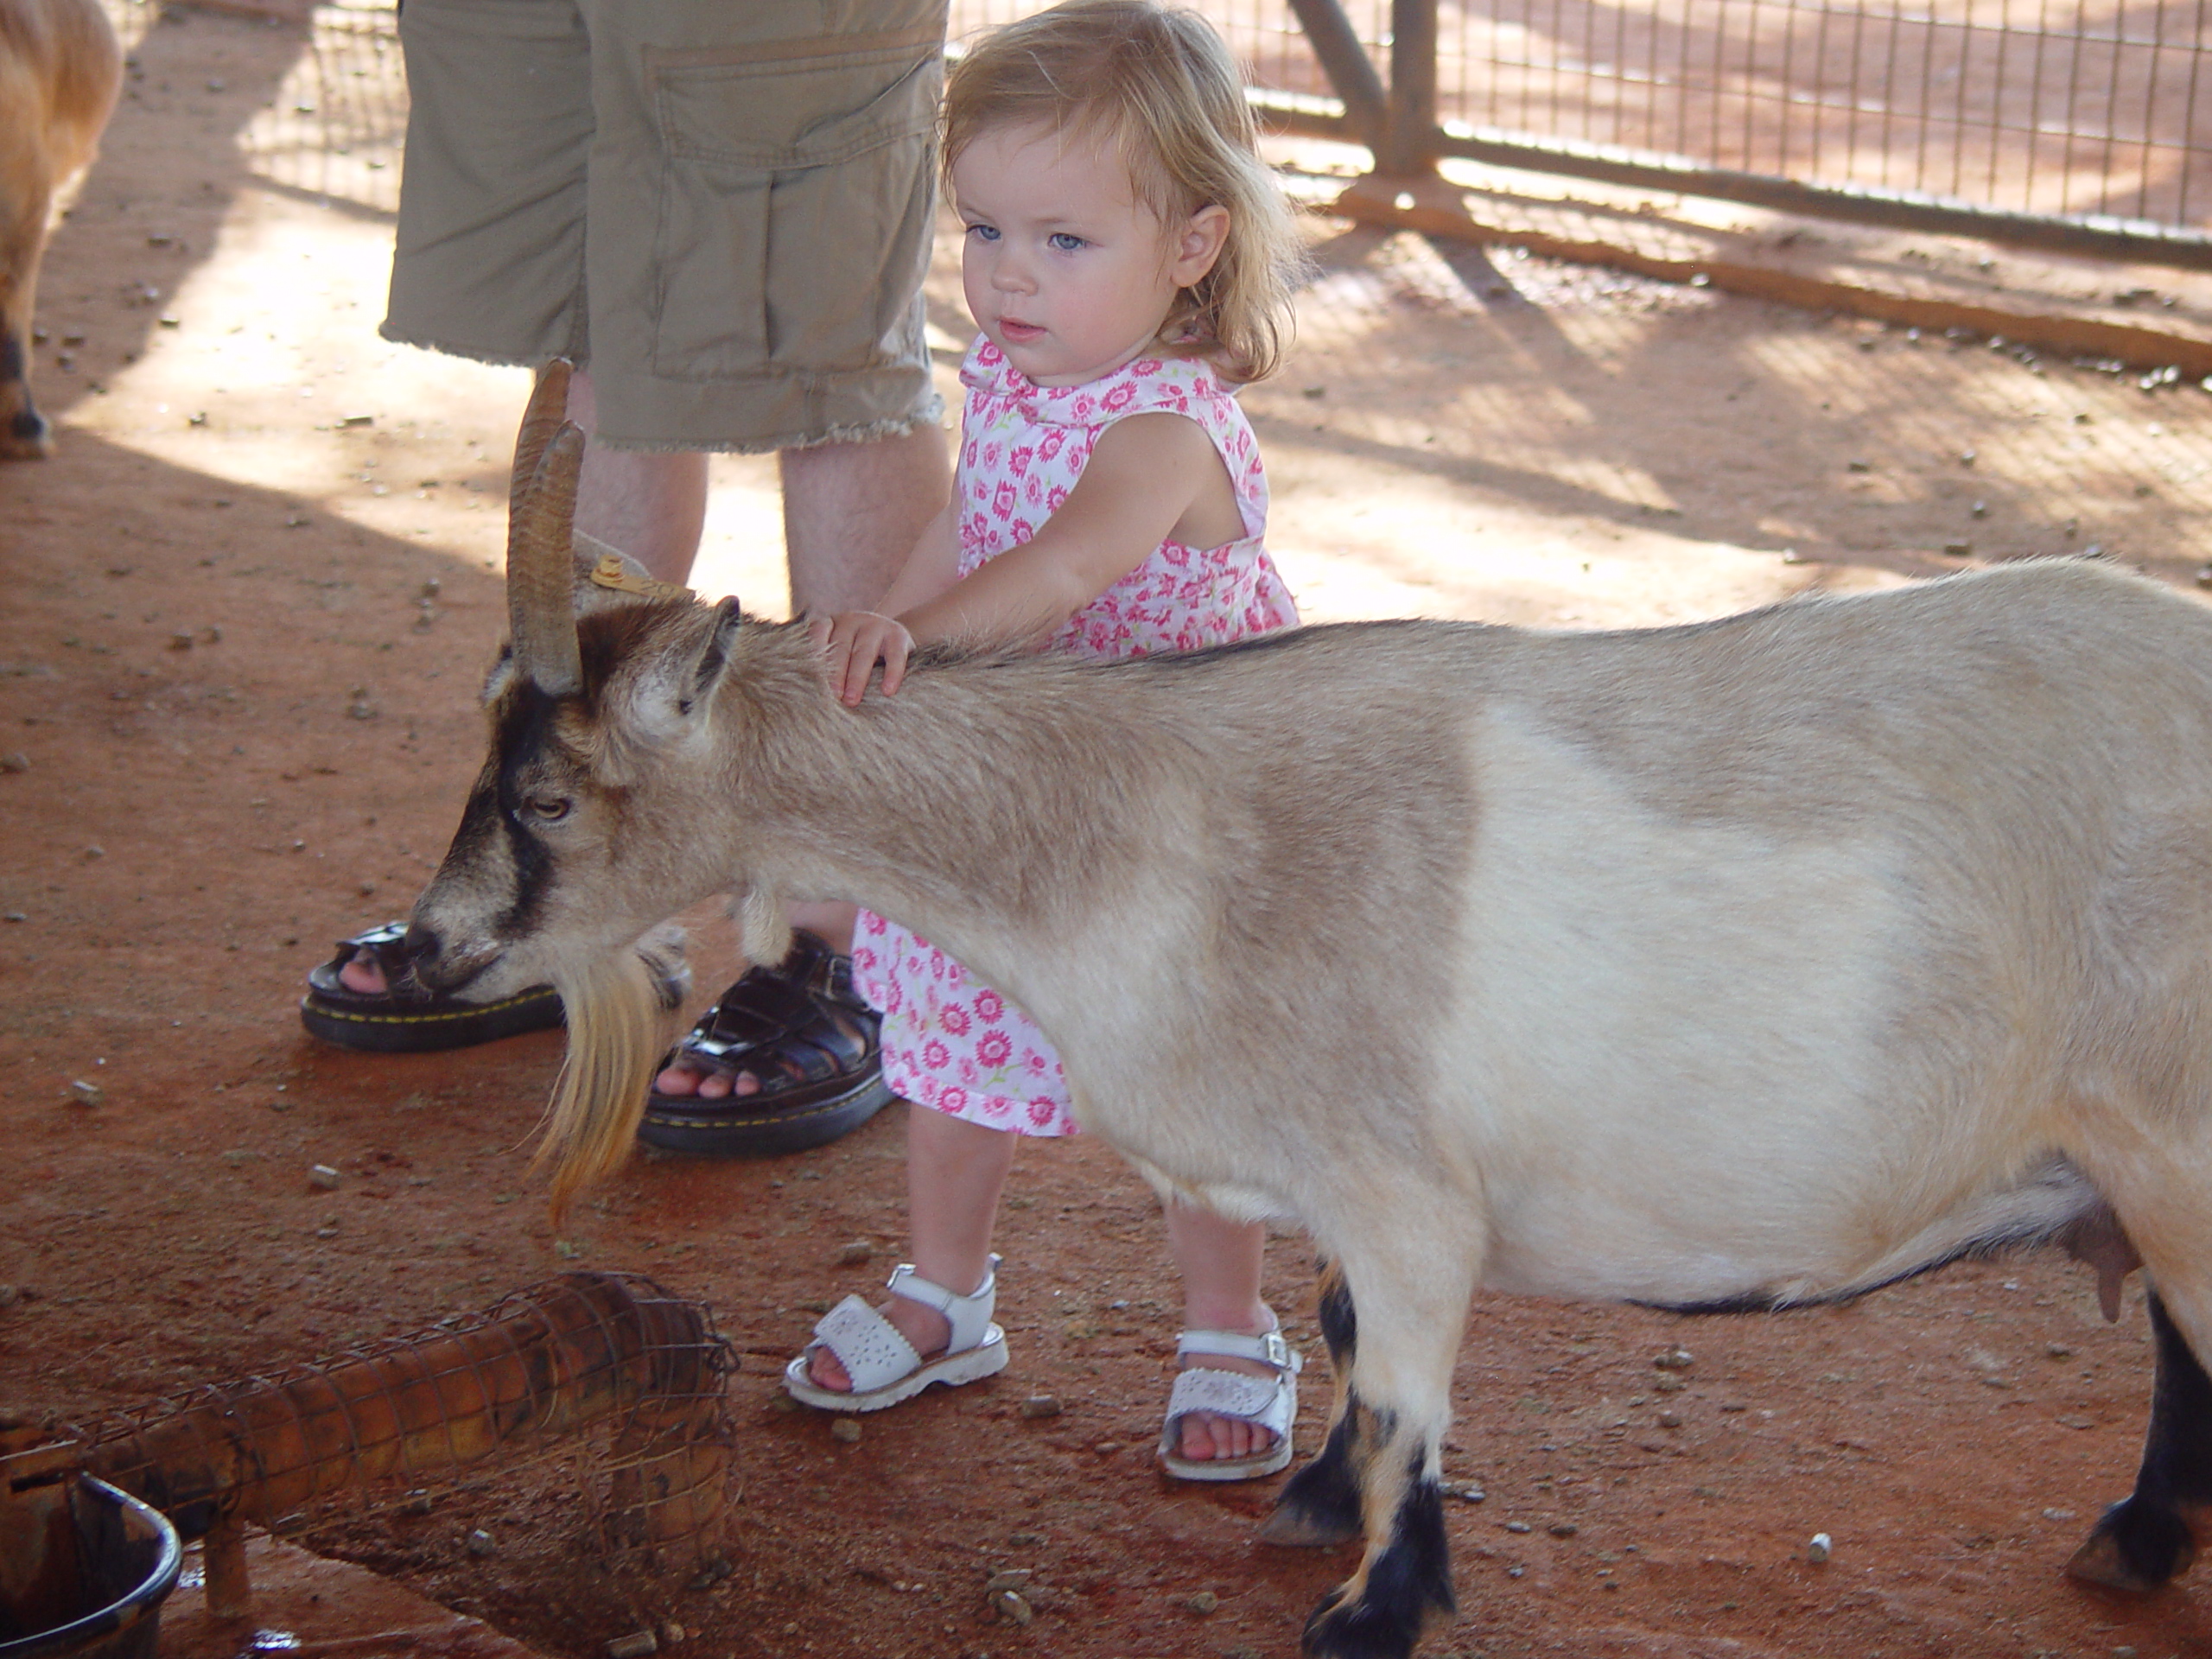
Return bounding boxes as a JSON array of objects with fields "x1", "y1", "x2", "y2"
[
  {"x1": 0, "y1": 0, "x2": 119, "y2": 459},
  {"x1": 404, "y1": 364, "x2": 2212, "y2": 1658}
]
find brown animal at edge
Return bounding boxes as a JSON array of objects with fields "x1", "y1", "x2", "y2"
[
  {"x1": 402, "y1": 364, "x2": 2212, "y2": 1659},
  {"x1": 0, "y1": 0, "x2": 120, "y2": 459}
]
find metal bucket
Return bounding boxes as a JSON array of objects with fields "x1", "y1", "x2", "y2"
[{"x1": 0, "y1": 1475, "x2": 181, "y2": 1659}]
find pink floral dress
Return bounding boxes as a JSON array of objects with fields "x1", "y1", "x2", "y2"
[{"x1": 849, "y1": 338, "x2": 1299, "y2": 1135}]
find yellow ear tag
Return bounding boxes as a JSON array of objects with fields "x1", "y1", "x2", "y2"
[{"x1": 587, "y1": 554, "x2": 694, "y2": 603}]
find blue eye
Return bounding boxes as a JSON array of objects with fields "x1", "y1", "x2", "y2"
[
  {"x1": 1047, "y1": 232, "x2": 1085, "y2": 252},
  {"x1": 966, "y1": 223, "x2": 1001, "y2": 242}
]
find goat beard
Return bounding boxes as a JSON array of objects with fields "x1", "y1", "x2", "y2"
[{"x1": 533, "y1": 947, "x2": 671, "y2": 1222}]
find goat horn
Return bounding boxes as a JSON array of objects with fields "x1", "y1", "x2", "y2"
[
  {"x1": 508, "y1": 422, "x2": 586, "y2": 696},
  {"x1": 511, "y1": 359, "x2": 574, "y2": 524}
]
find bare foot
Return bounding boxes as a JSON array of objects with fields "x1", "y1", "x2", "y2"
[
  {"x1": 338, "y1": 949, "x2": 389, "y2": 995},
  {"x1": 650, "y1": 1057, "x2": 763, "y2": 1102}
]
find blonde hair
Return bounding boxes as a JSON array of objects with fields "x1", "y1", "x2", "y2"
[{"x1": 944, "y1": 0, "x2": 1302, "y2": 385}]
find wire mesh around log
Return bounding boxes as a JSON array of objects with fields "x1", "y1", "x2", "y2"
[{"x1": 73, "y1": 1272, "x2": 734, "y2": 1559}]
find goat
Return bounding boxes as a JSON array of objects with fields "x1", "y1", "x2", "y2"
[
  {"x1": 404, "y1": 363, "x2": 2212, "y2": 1658},
  {"x1": 0, "y1": 0, "x2": 119, "y2": 459}
]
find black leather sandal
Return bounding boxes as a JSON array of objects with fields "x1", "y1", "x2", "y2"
[
  {"x1": 637, "y1": 930, "x2": 893, "y2": 1157},
  {"x1": 299, "y1": 920, "x2": 690, "y2": 1053}
]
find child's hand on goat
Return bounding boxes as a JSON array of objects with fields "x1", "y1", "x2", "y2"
[{"x1": 811, "y1": 610, "x2": 917, "y2": 705}]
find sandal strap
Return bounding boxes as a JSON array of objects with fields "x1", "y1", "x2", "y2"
[
  {"x1": 1173, "y1": 1327, "x2": 1300, "y2": 1374},
  {"x1": 809, "y1": 1296, "x2": 924, "y2": 1395},
  {"x1": 670, "y1": 930, "x2": 876, "y2": 1085},
  {"x1": 886, "y1": 1255, "x2": 1001, "y2": 1356},
  {"x1": 1160, "y1": 1364, "x2": 1298, "y2": 1448}
]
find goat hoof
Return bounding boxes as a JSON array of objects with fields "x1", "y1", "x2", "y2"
[
  {"x1": 2066, "y1": 1498, "x2": 2198, "y2": 1592},
  {"x1": 0, "y1": 407, "x2": 53, "y2": 461},
  {"x1": 1300, "y1": 1583, "x2": 1421, "y2": 1659},
  {"x1": 1259, "y1": 1503, "x2": 1363, "y2": 1548}
]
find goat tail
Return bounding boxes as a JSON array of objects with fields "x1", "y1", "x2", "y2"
[{"x1": 533, "y1": 946, "x2": 670, "y2": 1222}]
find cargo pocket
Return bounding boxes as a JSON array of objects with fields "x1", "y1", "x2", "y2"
[{"x1": 651, "y1": 41, "x2": 939, "y2": 381}]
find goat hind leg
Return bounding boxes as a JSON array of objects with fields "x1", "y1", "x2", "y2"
[{"x1": 2069, "y1": 1282, "x2": 2212, "y2": 1592}]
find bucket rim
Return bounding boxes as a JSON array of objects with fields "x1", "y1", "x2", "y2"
[{"x1": 0, "y1": 1477, "x2": 181, "y2": 1659}]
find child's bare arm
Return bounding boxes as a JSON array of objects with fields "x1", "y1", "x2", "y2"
[{"x1": 898, "y1": 411, "x2": 1234, "y2": 651}]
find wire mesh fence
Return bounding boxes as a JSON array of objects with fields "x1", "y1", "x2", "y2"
[
  {"x1": 954, "y1": 1, "x2": 2212, "y2": 241},
  {"x1": 70, "y1": 1274, "x2": 735, "y2": 1570}
]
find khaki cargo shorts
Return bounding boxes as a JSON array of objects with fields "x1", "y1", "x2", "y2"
[{"x1": 382, "y1": 0, "x2": 948, "y2": 452}]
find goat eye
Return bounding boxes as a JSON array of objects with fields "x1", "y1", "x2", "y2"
[{"x1": 524, "y1": 796, "x2": 571, "y2": 823}]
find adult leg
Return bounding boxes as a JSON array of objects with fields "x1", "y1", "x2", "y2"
[{"x1": 654, "y1": 423, "x2": 949, "y2": 1093}]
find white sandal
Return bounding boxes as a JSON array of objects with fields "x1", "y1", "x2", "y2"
[
  {"x1": 1156, "y1": 1324, "x2": 1302, "y2": 1482},
  {"x1": 783, "y1": 1255, "x2": 1010, "y2": 1412}
]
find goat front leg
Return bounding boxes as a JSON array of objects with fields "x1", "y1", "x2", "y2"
[
  {"x1": 1262, "y1": 1257, "x2": 1363, "y2": 1547},
  {"x1": 1282, "y1": 1236, "x2": 1477, "y2": 1659}
]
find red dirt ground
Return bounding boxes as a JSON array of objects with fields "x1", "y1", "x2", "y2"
[{"x1": 10, "y1": 7, "x2": 2212, "y2": 1658}]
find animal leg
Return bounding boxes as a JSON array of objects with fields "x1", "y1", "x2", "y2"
[
  {"x1": 2068, "y1": 1284, "x2": 2212, "y2": 1592},
  {"x1": 1261, "y1": 1256, "x2": 1364, "y2": 1548},
  {"x1": 1293, "y1": 1246, "x2": 1474, "y2": 1659},
  {"x1": 0, "y1": 187, "x2": 57, "y2": 461}
]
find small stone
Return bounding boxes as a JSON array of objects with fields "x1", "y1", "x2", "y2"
[
  {"x1": 1806, "y1": 1531, "x2": 1832, "y2": 1564},
  {"x1": 308, "y1": 1163, "x2": 342, "y2": 1190},
  {"x1": 1654, "y1": 1347, "x2": 1693, "y2": 1372},
  {"x1": 1656, "y1": 1410, "x2": 1682, "y2": 1428},
  {"x1": 466, "y1": 1529, "x2": 495, "y2": 1557},
  {"x1": 169, "y1": 631, "x2": 194, "y2": 650},
  {"x1": 2195, "y1": 565, "x2": 2212, "y2": 589},
  {"x1": 1959, "y1": 448, "x2": 1977, "y2": 467},
  {"x1": 1019, "y1": 1394, "x2": 1062, "y2": 1419},
  {"x1": 1548, "y1": 1522, "x2": 1578, "y2": 1538},
  {"x1": 1301, "y1": 385, "x2": 1326, "y2": 398},
  {"x1": 1653, "y1": 1375, "x2": 1684, "y2": 1394},
  {"x1": 992, "y1": 1590, "x2": 1033, "y2": 1625},
  {"x1": 1186, "y1": 1590, "x2": 1219, "y2": 1614},
  {"x1": 340, "y1": 412, "x2": 375, "y2": 428},
  {"x1": 0, "y1": 1285, "x2": 21, "y2": 1309},
  {"x1": 684, "y1": 1558, "x2": 733, "y2": 1592},
  {"x1": 67, "y1": 1079, "x2": 103, "y2": 1107},
  {"x1": 1, "y1": 753, "x2": 30, "y2": 772},
  {"x1": 660, "y1": 1624, "x2": 684, "y2": 1646},
  {"x1": 835, "y1": 1239, "x2": 874, "y2": 1267},
  {"x1": 1452, "y1": 1484, "x2": 1486, "y2": 1503},
  {"x1": 398, "y1": 1490, "x2": 434, "y2": 1516},
  {"x1": 1970, "y1": 501, "x2": 1988, "y2": 518},
  {"x1": 606, "y1": 1630, "x2": 658, "y2": 1659},
  {"x1": 1846, "y1": 458, "x2": 1871, "y2": 473},
  {"x1": 3, "y1": 912, "x2": 24, "y2": 923},
  {"x1": 984, "y1": 1569, "x2": 1033, "y2": 1595},
  {"x1": 1504, "y1": 1520, "x2": 1532, "y2": 1534},
  {"x1": 82, "y1": 844, "x2": 104, "y2": 860},
  {"x1": 830, "y1": 1417, "x2": 863, "y2": 1443},
  {"x1": 2045, "y1": 1342, "x2": 2075, "y2": 1358},
  {"x1": 1943, "y1": 541, "x2": 1973, "y2": 556},
  {"x1": 1008, "y1": 1532, "x2": 1043, "y2": 1547}
]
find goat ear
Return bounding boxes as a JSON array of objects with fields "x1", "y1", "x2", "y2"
[
  {"x1": 681, "y1": 597, "x2": 746, "y2": 716},
  {"x1": 616, "y1": 597, "x2": 747, "y2": 747}
]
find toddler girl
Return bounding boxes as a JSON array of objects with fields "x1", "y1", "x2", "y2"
[{"x1": 785, "y1": 0, "x2": 1306, "y2": 1481}]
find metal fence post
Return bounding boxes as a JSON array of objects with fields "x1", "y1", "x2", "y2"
[{"x1": 1382, "y1": 0, "x2": 1440, "y2": 178}]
